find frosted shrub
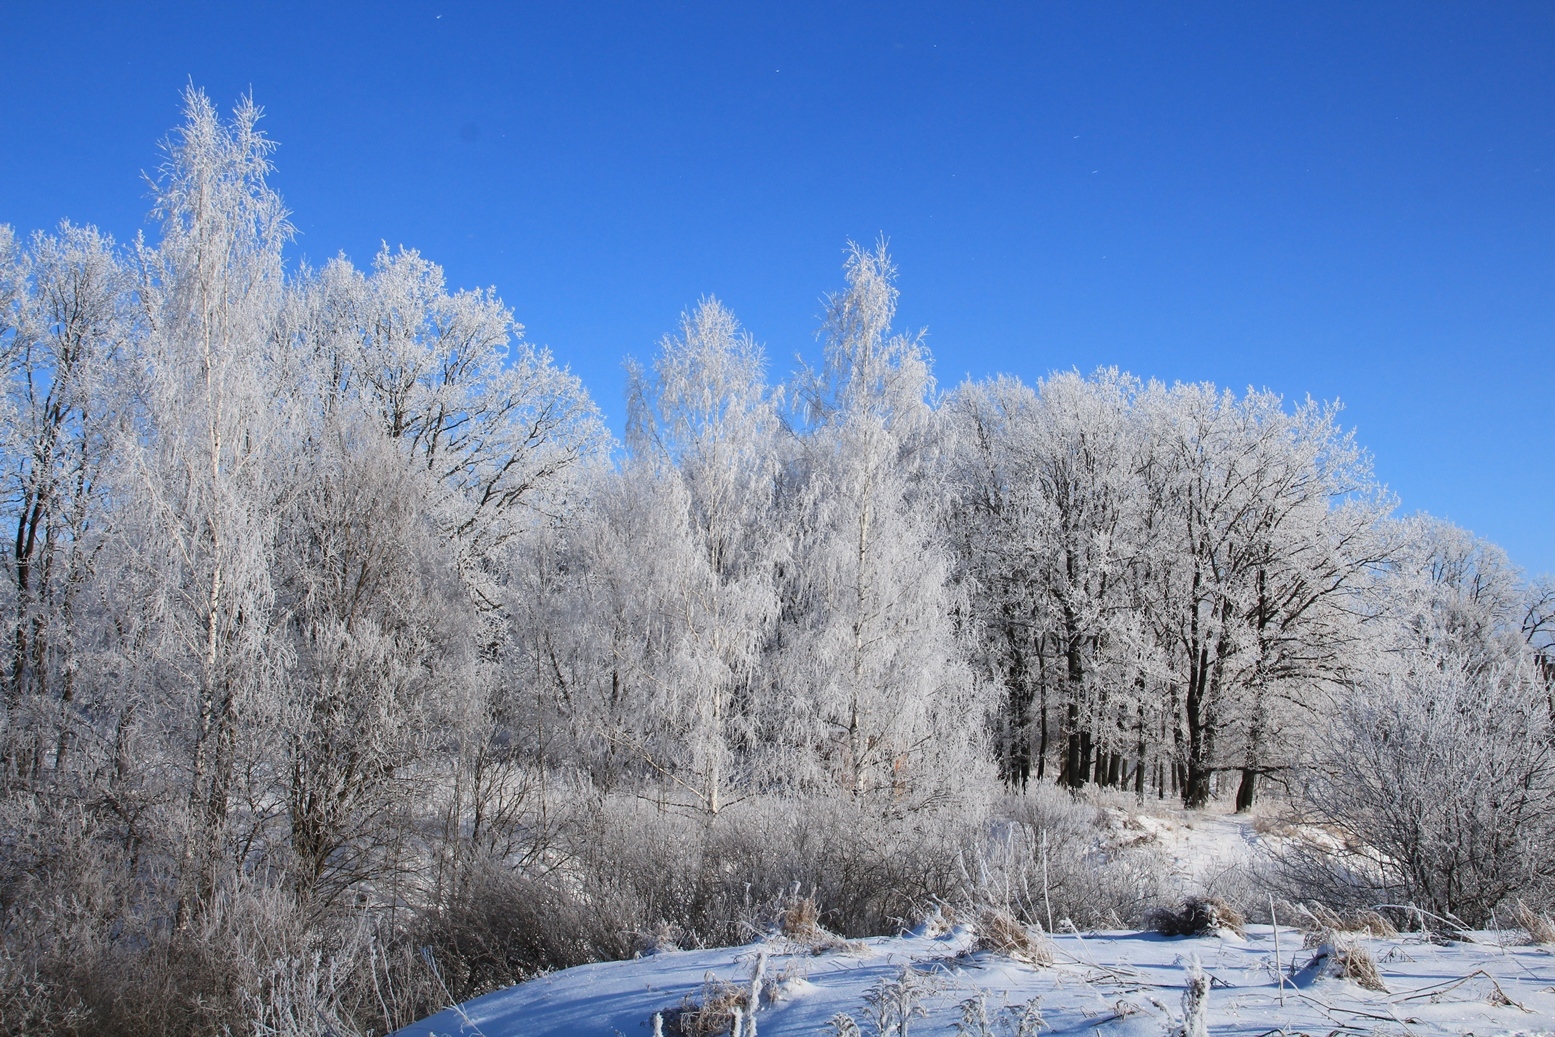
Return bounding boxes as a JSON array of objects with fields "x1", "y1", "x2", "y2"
[
  {"x1": 972, "y1": 789, "x2": 1178, "y2": 928},
  {"x1": 1296, "y1": 649, "x2": 1555, "y2": 925},
  {"x1": 411, "y1": 788, "x2": 985, "y2": 1008}
]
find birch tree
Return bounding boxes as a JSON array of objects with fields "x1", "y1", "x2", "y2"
[
  {"x1": 132, "y1": 88, "x2": 292, "y2": 917},
  {"x1": 782, "y1": 242, "x2": 986, "y2": 806},
  {"x1": 622, "y1": 298, "x2": 787, "y2": 812}
]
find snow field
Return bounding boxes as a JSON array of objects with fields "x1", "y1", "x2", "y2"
[{"x1": 399, "y1": 922, "x2": 1555, "y2": 1037}]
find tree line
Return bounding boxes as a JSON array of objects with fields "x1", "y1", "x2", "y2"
[{"x1": 3, "y1": 91, "x2": 1552, "y2": 1035}]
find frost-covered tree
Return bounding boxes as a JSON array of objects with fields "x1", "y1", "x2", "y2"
[
  {"x1": 272, "y1": 244, "x2": 604, "y2": 897},
  {"x1": 1375, "y1": 515, "x2": 1542, "y2": 671},
  {"x1": 0, "y1": 223, "x2": 134, "y2": 783},
  {"x1": 620, "y1": 298, "x2": 787, "y2": 812},
  {"x1": 946, "y1": 372, "x2": 1387, "y2": 806},
  {"x1": 780, "y1": 242, "x2": 987, "y2": 806},
  {"x1": 269, "y1": 422, "x2": 468, "y2": 905},
  {"x1": 1130, "y1": 383, "x2": 1385, "y2": 807},
  {"x1": 944, "y1": 370, "x2": 1144, "y2": 790},
  {"x1": 314, "y1": 246, "x2": 604, "y2": 589},
  {"x1": 129, "y1": 89, "x2": 294, "y2": 917}
]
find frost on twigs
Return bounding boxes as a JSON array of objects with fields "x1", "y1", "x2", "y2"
[
  {"x1": 865, "y1": 966, "x2": 931, "y2": 1037},
  {"x1": 1173, "y1": 956, "x2": 1209, "y2": 1037},
  {"x1": 827, "y1": 1013, "x2": 863, "y2": 1037},
  {"x1": 971, "y1": 907, "x2": 1054, "y2": 965},
  {"x1": 1144, "y1": 897, "x2": 1246, "y2": 938},
  {"x1": 953, "y1": 990, "x2": 1044, "y2": 1037},
  {"x1": 824, "y1": 965, "x2": 936, "y2": 1037}
]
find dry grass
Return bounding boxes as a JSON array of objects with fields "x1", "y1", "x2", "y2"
[
  {"x1": 1144, "y1": 897, "x2": 1246, "y2": 938},
  {"x1": 1507, "y1": 900, "x2": 1555, "y2": 945},
  {"x1": 1309, "y1": 941, "x2": 1387, "y2": 992},
  {"x1": 972, "y1": 908, "x2": 1053, "y2": 965},
  {"x1": 661, "y1": 976, "x2": 751, "y2": 1037},
  {"x1": 769, "y1": 895, "x2": 868, "y2": 956},
  {"x1": 1275, "y1": 899, "x2": 1398, "y2": 946},
  {"x1": 1349, "y1": 909, "x2": 1399, "y2": 938},
  {"x1": 1251, "y1": 814, "x2": 1299, "y2": 839},
  {"x1": 633, "y1": 920, "x2": 689, "y2": 956},
  {"x1": 779, "y1": 896, "x2": 821, "y2": 940}
]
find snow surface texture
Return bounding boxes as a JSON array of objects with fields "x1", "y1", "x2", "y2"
[
  {"x1": 399, "y1": 923, "x2": 1555, "y2": 1037},
  {"x1": 1102, "y1": 804, "x2": 1265, "y2": 889}
]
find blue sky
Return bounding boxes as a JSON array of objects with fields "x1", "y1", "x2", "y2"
[{"x1": 2, "y1": 2, "x2": 1550, "y2": 574}]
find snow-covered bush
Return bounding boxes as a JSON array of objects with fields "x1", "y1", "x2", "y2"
[
  {"x1": 1295, "y1": 648, "x2": 1555, "y2": 925},
  {"x1": 972, "y1": 788, "x2": 1179, "y2": 928}
]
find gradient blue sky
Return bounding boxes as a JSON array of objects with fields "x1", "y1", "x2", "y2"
[{"x1": 2, "y1": 2, "x2": 1550, "y2": 573}]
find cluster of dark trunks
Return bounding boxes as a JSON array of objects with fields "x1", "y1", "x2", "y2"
[{"x1": 994, "y1": 679, "x2": 1263, "y2": 811}]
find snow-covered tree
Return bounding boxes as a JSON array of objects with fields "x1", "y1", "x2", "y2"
[
  {"x1": 0, "y1": 223, "x2": 134, "y2": 782},
  {"x1": 1133, "y1": 383, "x2": 1387, "y2": 807},
  {"x1": 619, "y1": 298, "x2": 787, "y2": 812},
  {"x1": 945, "y1": 370, "x2": 1144, "y2": 790},
  {"x1": 308, "y1": 246, "x2": 604, "y2": 592},
  {"x1": 780, "y1": 242, "x2": 987, "y2": 806},
  {"x1": 271, "y1": 243, "x2": 605, "y2": 896},
  {"x1": 129, "y1": 88, "x2": 294, "y2": 918},
  {"x1": 1375, "y1": 515, "x2": 1541, "y2": 671}
]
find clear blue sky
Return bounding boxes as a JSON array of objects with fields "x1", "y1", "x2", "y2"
[{"x1": 2, "y1": 2, "x2": 1550, "y2": 574}]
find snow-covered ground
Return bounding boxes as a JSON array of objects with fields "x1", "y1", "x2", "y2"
[
  {"x1": 397, "y1": 804, "x2": 1555, "y2": 1037},
  {"x1": 1103, "y1": 804, "x2": 1264, "y2": 889},
  {"x1": 400, "y1": 922, "x2": 1555, "y2": 1036}
]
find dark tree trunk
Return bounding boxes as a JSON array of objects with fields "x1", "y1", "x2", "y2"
[
  {"x1": 1235, "y1": 767, "x2": 1258, "y2": 812},
  {"x1": 1036, "y1": 675, "x2": 1048, "y2": 781},
  {"x1": 1184, "y1": 761, "x2": 1214, "y2": 808},
  {"x1": 1182, "y1": 639, "x2": 1220, "y2": 809},
  {"x1": 1133, "y1": 698, "x2": 1148, "y2": 800},
  {"x1": 1059, "y1": 609, "x2": 1087, "y2": 790},
  {"x1": 1000, "y1": 627, "x2": 1032, "y2": 788}
]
